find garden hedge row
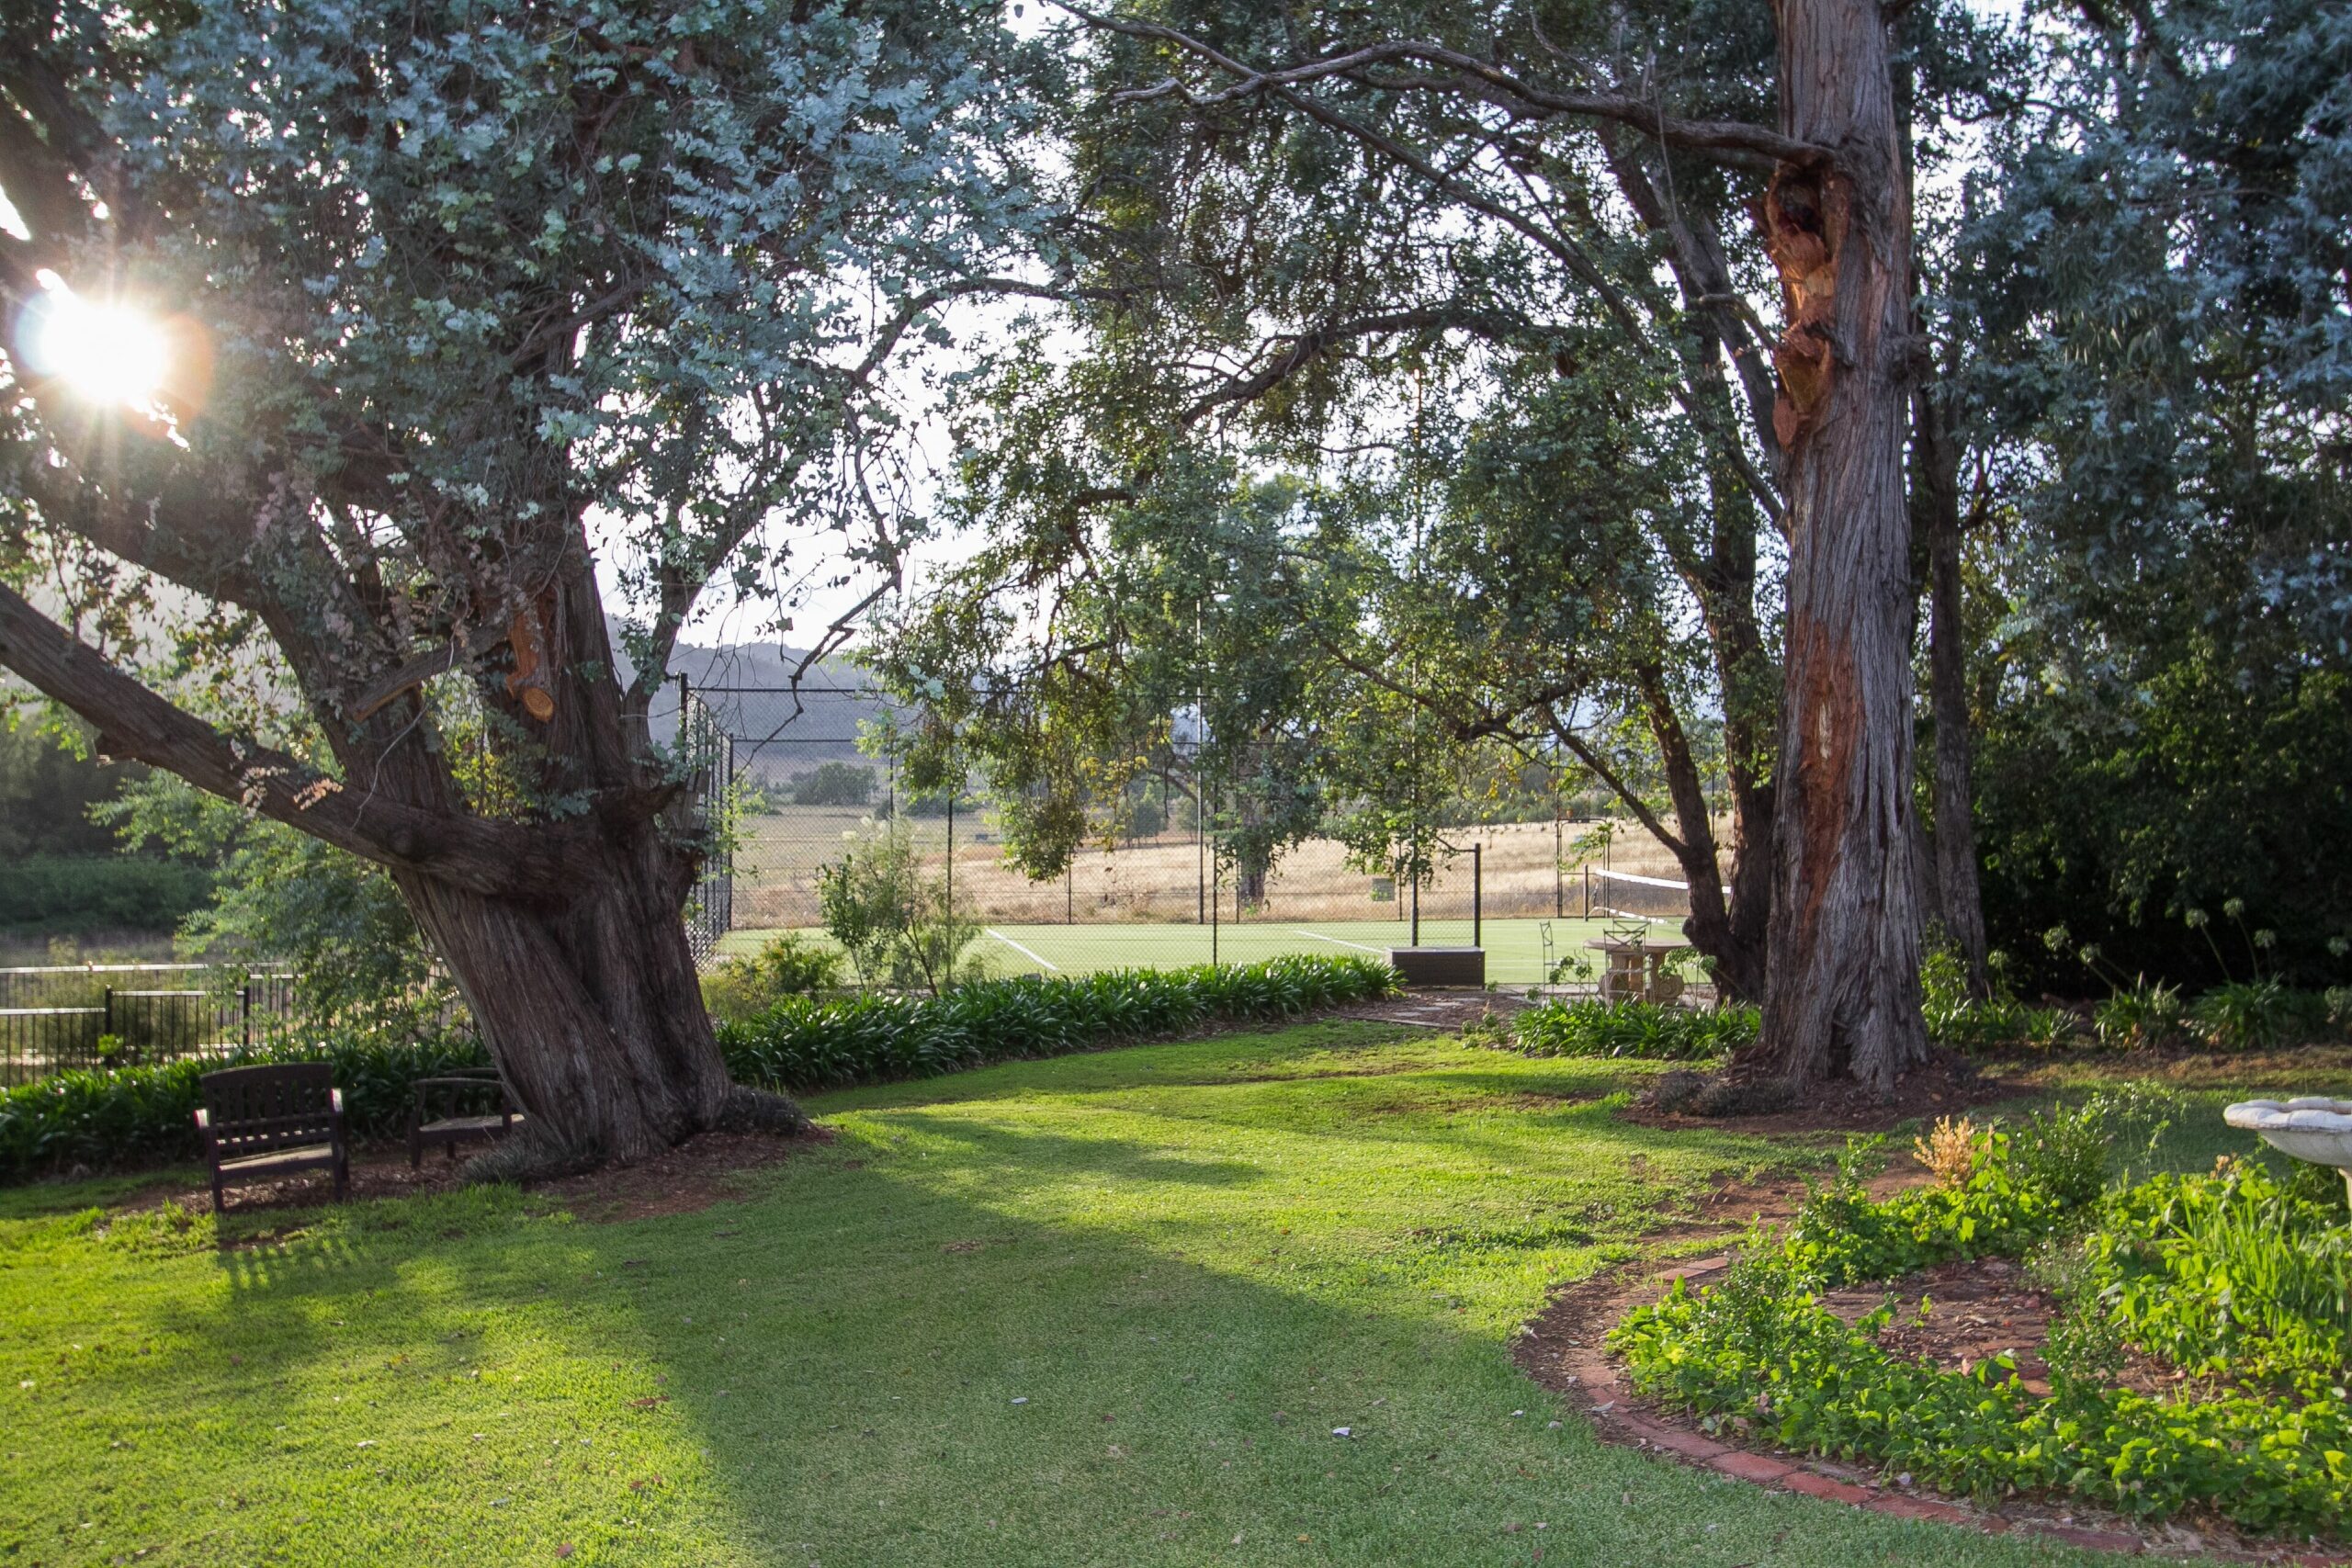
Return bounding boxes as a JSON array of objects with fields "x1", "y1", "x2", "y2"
[
  {"x1": 0, "y1": 954, "x2": 1398, "y2": 1180},
  {"x1": 717, "y1": 953, "x2": 1398, "y2": 1094},
  {"x1": 0, "y1": 854, "x2": 213, "y2": 935}
]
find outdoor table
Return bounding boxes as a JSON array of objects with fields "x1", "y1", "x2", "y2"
[{"x1": 1585, "y1": 937, "x2": 1690, "y2": 1004}]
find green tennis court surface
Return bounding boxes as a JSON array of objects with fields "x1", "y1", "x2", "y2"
[{"x1": 720, "y1": 915, "x2": 1653, "y2": 985}]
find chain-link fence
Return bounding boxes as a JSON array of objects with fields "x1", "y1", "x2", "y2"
[
  {"x1": 676, "y1": 682, "x2": 1712, "y2": 959},
  {"x1": 675, "y1": 682, "x2": 735, "y2": 964}
]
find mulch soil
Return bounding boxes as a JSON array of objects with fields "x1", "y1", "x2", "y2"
[
  {"x1": 1516, "y1": 1176, "x2": 2352, "y2": 1563},
  {"x1": 1621, "y1": 1049, "x2": 2023, "y2": 1135}
]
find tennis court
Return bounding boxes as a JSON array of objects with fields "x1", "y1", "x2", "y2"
[{"x1": 719, "y1": 914, "x2": 1661, "y2": 987}]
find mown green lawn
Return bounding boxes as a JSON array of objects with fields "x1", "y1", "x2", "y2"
[{"x1": 2, "y1": 1021, "x2": 2162, "y2": 1566}]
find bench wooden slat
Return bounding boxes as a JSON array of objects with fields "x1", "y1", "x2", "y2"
[
  {"x1": 408, "y1": 1072, "x2": 521, "y2": 1168},
  {"x1": 196, "y1": 1064, "x2": 347, "y2": 1213}
]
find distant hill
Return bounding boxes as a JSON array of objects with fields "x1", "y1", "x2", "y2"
[{"x1": 628, "y1": 635, "x2": 903, "y2": 782}]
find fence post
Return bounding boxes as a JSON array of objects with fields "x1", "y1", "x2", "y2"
[
  {"x1": 1210, "y1": 838, "x2": 1219, "y2": 968},
  {"x1": 242, "y1": 983, "x2": 252, "y2": 1051},
  {"x1": 1554, "y1": 815, "x2": 1563, "y2": 918},
  {"x1": 103, "y1": 986, "x2": 114, "y2": 1039}
]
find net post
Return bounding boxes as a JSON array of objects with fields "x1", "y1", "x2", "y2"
[
  {"x1": 1409, "y1": 855, "x2": 1420, "y2": 948},
  {"x1": 1473, "y1": 842, "x2": 1482, "y2": 950}
]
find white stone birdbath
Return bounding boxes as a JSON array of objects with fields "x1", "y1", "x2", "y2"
[{"x1": 2224, "y1": 1098, "x2": 2352, "y2": 1203}]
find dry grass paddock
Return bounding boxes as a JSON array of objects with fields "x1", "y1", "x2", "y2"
[{"x1": 731, "y1": 810, "x2": 1726, "y2": 930}]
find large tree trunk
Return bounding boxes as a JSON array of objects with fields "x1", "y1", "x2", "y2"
[
  {"x1": 1914, "y1": 386, "x2": 1992, "y2": 995},
  {"x1": 400, "y1": 823, "x2": 741, "y2": 1167},
  {"x1": 1744, "y1": 0, "x2": 1930, "y2": 1089}
]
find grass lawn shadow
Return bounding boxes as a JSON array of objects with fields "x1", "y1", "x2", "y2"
[{"x1": 0, "y1": 1021, "x2": 2174, "y2": 1566}]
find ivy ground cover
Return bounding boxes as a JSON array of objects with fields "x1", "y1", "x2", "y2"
[{"x1": 0, "y1": 1021, "x2": 2143, "y2": 1566}]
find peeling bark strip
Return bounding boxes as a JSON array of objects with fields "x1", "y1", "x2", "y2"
[
  {"x1": 1762, "y1": 171, "x2": 1844, "y2": 450},
  {"x1": 1747, "y1": 0, "x2": 1930, "y2": 1089}
]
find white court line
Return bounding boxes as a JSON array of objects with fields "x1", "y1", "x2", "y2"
[
  {"x1": 984, "y1": 928, "x2": 1061, "y2": 972},
  {"x1": 1292, "y1": 928, "x2": 1386, "y2": 954}
]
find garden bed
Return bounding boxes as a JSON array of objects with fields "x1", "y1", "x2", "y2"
[
  {"x1": 1518, "y1": 1254, "x2": 2342, "y2": 1562},
  {"x1": 1533, "y1": 1090, "x2": 2352, "y2": 1557}
]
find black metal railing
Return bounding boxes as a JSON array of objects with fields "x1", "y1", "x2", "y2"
[{"x1": 0, "y1": 965, "x2": 300, "y2": 1087}]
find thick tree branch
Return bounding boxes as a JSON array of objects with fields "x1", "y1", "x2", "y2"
[
  {"x1": 1177, "y1": 302, "x2": 1540, "y2": 425},
  {"x1": 1062, "y1": 10, "x2": 1834, "y2": 170},
  {"x1": 0, "y1": 583, "x2": 582, "y2": 901},
  {"x1": 346, "y1": 620, "x2": 514, "y2": 721}
]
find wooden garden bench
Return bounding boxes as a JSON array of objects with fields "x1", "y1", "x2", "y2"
[
  {"x1": 407, "y1": 1068, "x2": 522, "y2": 1168},
  {"x1": 195, "y1": 1063, "x2": 349, "y2": 1213}
]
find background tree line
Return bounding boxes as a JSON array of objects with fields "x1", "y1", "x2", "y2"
[{"x1": 870, "y1": 0, "x2": 2351, "y2": 1025}]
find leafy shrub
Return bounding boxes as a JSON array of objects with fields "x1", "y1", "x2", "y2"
[
  {"x1": 701, "y1": 932, "x2": 844, "y2": 1022},
  {"x1": 1615, "y1": 1248, "x2": 2352, "y2": 1536},
  {"x1": 1497, "y1": 999, "x2": 1758, "y2": 1061},
  {"x1": 717, "y1": 954, "x2": 1396, "y2": 1095},
  {"x1": 790, "y1": 761, "x2": 875, "y2": 807},
  {"x1": 1777, "y1": 1089, "x2": 2169, "y2": 1290},
  {"x1": 1911, "y1": 1115, "x2": 1984, "y2": 1189},
  {"x1": 2088, "y1": 1158, "x2": 2352, "y2": 1388},
  {"x1": 818, "y1": 820, "x2": 982, "y2": 994},
  {"x1": 1919, "y1": 943, "x2": 2076, "y2": 1053},
  {"x1": 2093, "y1": 976, "x2": 2190, "y2": 1050},
  {"x1": 2007, "y1": 1096, "x2": 2119, "y2": 1209},
  {"x1": 2192, "y1": 979, "x2": 2298, "y2": 1050},
  {"x1": 1780, "y1": 1135, "x2": 2073, "y2": 1289},
  {"x1": 0, "y1": 855, "x2": 213, "y2": 935},
  {"x1": 0, "y1": 1027, "x2": 489, "y2": 1180}
]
